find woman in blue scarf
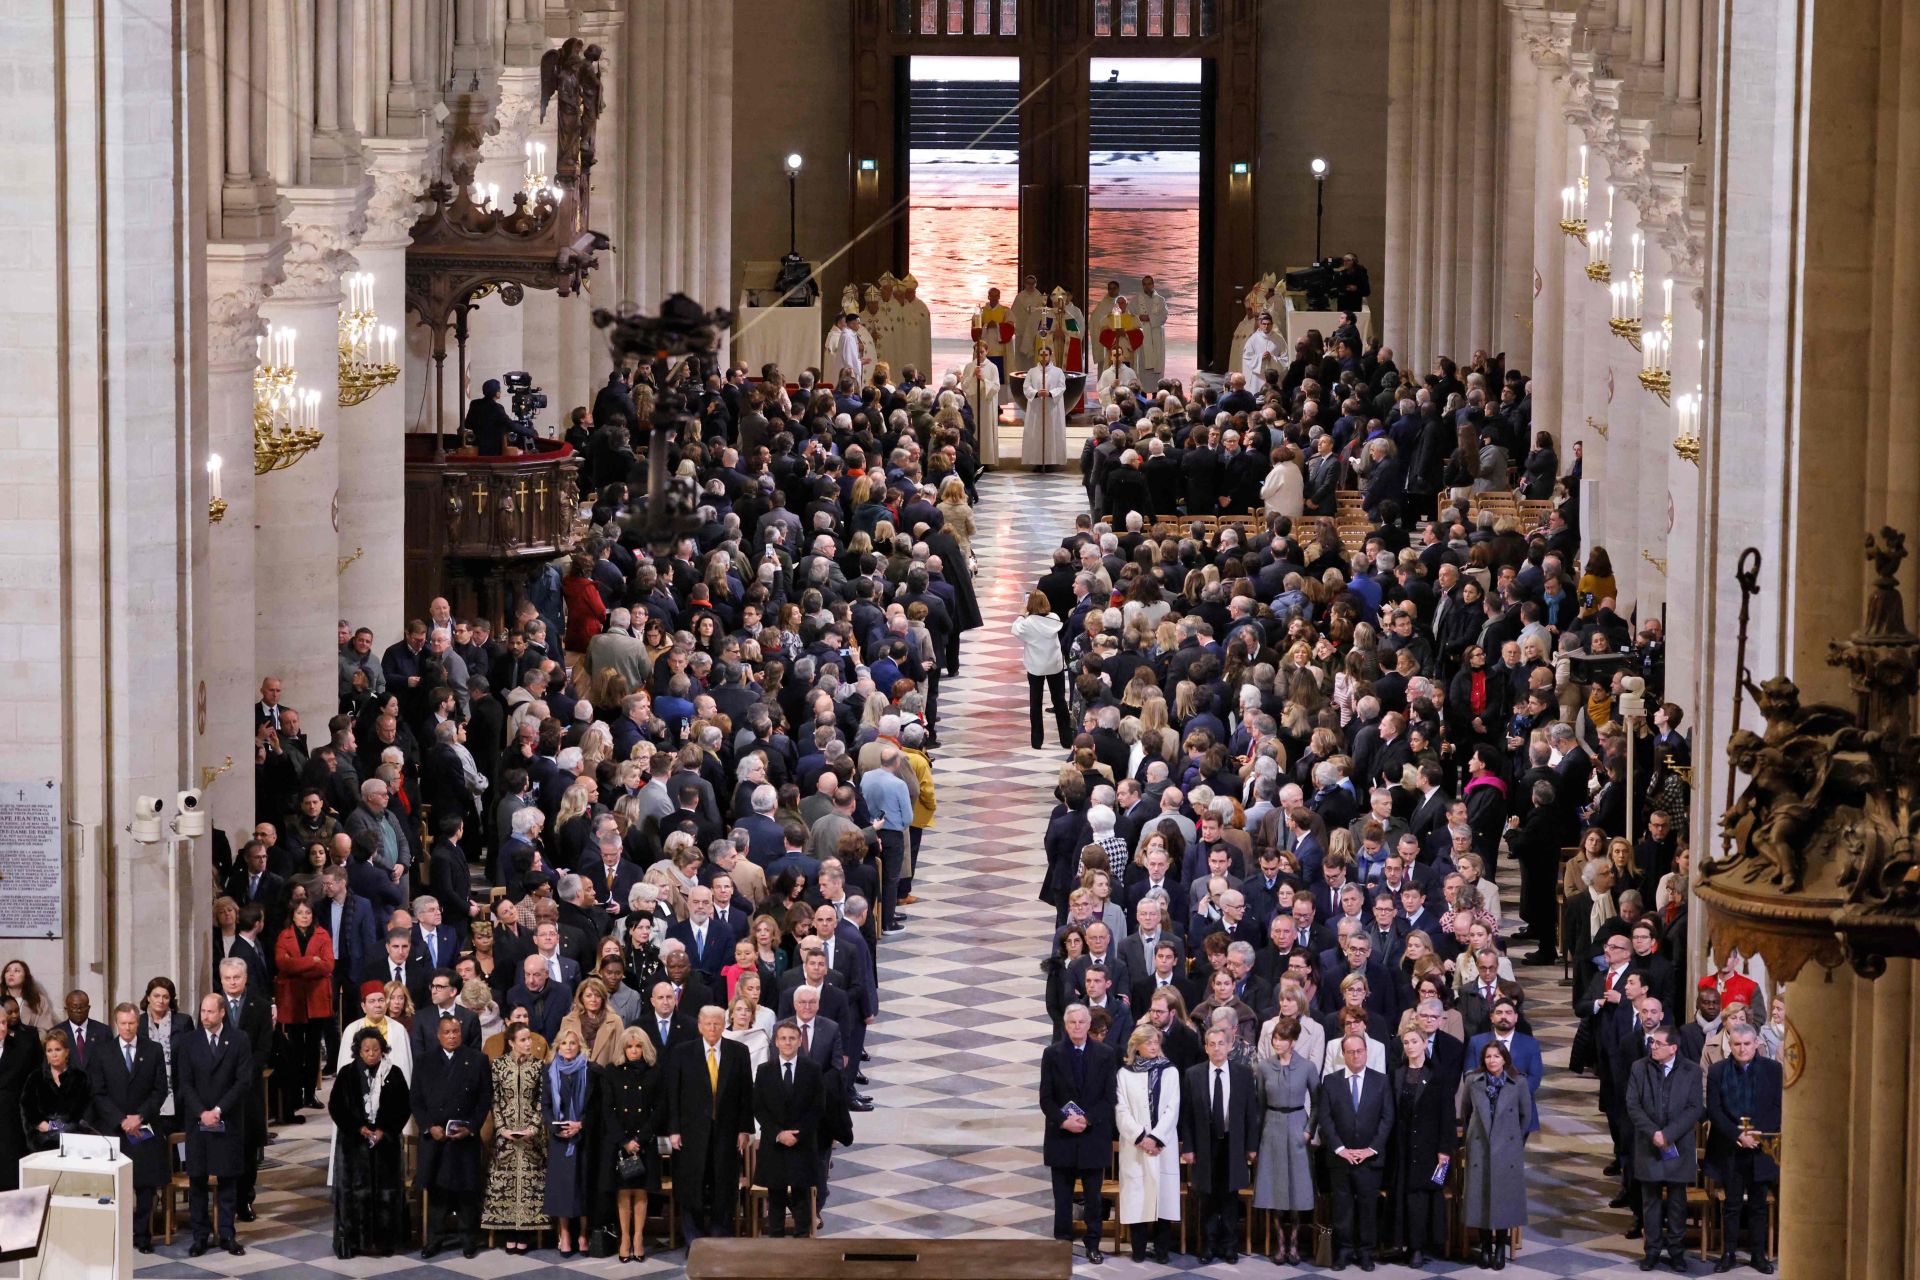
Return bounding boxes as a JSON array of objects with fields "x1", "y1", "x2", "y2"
[{"x1": 543, "y1": 1027, "x2": 602, "y2": 1257}]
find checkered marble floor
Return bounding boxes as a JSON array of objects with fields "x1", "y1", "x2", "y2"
[{"x1": 135, "y1": 473, "x2": 1745, "y2": 1278}]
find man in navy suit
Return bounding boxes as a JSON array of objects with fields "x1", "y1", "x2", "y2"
[
  {"x1": 582, "y1": 829, "x2": 642, "y2": 917},
  {"x1": 667, "y1": 884, "x2": 735, "y2": 976},
  {"x1": 88, "y1": 1003, "x2": 170, "y2": 1253},
  {"x1": 1319, "y1": 1032, "x2": 1395, "y2": 1269},
  {"x1": 505, "y1": 954, "x2": 569, "y2": 1042},
  {"x1": 1705, "y1": 1023, "x2": 1782, "y2": 1274},
  {"x1": 1039, "y1": 1005, "x2": 1119, "y2": 1265},
  {"x1": 410, "y1": 895, "x2": 459, "y2": 972},
  {"x1": 177, "y1": 992, "x2": 253, "y2": 1256},
  {"x1": 1467, "y1": 998, "x2": 1544, "y2": 1133}
]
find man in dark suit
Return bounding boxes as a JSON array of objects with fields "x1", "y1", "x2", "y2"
[
  {"x1": 1466, "y1": 998, "x2": 1545, "y2": 1133},
  {"x1": 666, "y1": 886, "x2": 735, "y2": 977},
  {"x1": 361, "y1": 928, "x2": 433, "y2": 1009},
  {"x1": 1123, "y1": 849, "x2": 1188, "y2": 931},
  {"x1": 177, "y1": 991, "x2": 253, "y2": 1256},
  {"x1": 214, "y1": 959, "x2": 273, "y2": 1219},
  {"x1": 640, "y1": 979, "x2": 696, "y2": 1057},
  {"x1": 662, "y1": 1006, "x2": 756, "y2": 1240},
  {"x1": 505, "y1": 955, "x2": 569, "y2": 1043},
  {"x1": 1179, "y1": 1023, "x2": 1260, "y2": 1264},
  {"x1": 753, "y1": 1022, "x2": 826, "y2": 1236},
  {"x1": 788, "y1": 986, "x2": 846, "y2": 1082},
  {"x1": 410, "y1": 897, "x2": 460, "y2": 973},
  {"x1": 54, "y1": 989, "x2": 112, "y2": 1075},
  {"x1": 410, "y1": 969, "x2": 482, "y2": 1058},
  {"x1": 413, "y1": 1015, "x2": 493, "y2": 1257},
  {"x1": 223, "y1": 840, "x2": 287, "y2": 938},
  {"x1": 426, "y1": 822, "x2": 479, "y2": 948},
  {"x1": 1039, "y1": 1005, "x2": 1119, "y2": 1265},
  {"x1": 1319, "y1": 1031, "x2": 1395, "y2": 1270},
  {"x1": 1626, "y1": 1027, "x2": 1705, "y2": 1272},
  {"x1": 1705, "y1": 1023, "x2": 1781, "y2": 1274},
  {"x1": 88, "y1": 1003, "x2": 170, "y2": 1252}
]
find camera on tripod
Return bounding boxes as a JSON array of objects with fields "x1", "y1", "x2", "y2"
[
  {"x1": 504, "y1": 370, "x2": 547, "y2": 433},
  {"x1": 1284, "y1": 258, "x2": 1340, "y2": 311}
]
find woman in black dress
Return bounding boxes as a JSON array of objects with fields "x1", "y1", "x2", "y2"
[
  {"x1": 21, "y1": 1028, "x2": 91, "y2": 1151},
  {"x1": 328, "y1": 1027, "x2": 412, "y2": 1258},
  {"x1": 602, "y1": 1026, "x2": 663, "y2": 1262},
  {"x1": 1388, "y1": 1028, "x2": 1456, "y2": 1268}
]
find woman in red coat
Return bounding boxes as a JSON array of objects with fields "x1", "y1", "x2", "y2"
[
  {"x1": 561, "y1": 553, "x2": 608, "y2": 654},
  {"x1": 274, "y1": 899, "x2": 336, "y2": 1120}
]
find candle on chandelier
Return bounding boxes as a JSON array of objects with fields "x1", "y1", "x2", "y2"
[
  {"x1": 1631, "y1": 232, "x2": 1644, "y2": 275},
  {"x1": 207, "y1": 454, "x2": 222, "y2": 502},
  {"x1": 1579, "y1": 144, "x2": 1588, "y2": 184},
  {"x1": 1606, "y1": 184, "x2": 1614, "y2": 223},
  {"x1": 382, "y1": 325, "x2": 396, "y2": 366},
  {"x1": 1662, "y1": 277, "x2": 1674, "y2": 319}
]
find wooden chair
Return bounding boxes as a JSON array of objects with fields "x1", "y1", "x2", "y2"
[{"x1": 163, "y1": 1131, "x2": 215, "y2": 1246}]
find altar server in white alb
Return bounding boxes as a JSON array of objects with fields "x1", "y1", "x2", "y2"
[
  {"x1": 893, "y1": 273, "x2": 933, "y2": 377},
  {"x1": 1022, "y1": 341, "x2": 1068, "y2": 470},
  {"x1": 1240, "y1": 310, "x2": 1283, "y2": 386},
  {"x1": 959, "y1": 338, "x2": 1002, "y2": 466},
  {"x1": 1009, "y1": 274, "x2": 1046, "y2": 376},
  {"x1": 1135, "y1": 274, "x2": 1168, "y2": 389}
]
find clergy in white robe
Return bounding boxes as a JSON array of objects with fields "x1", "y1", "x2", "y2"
[
  {"x1": 1240, "y1": 312, "x2": 1283, "y2": 385},
  {"x1": 833, "y1": 314, "x2": 866, "y2": 388},
  {"x1": 894, "y1": 273, "x2": 934, "y2": 378},
  {"x1": 1096, "y1": 348, "x2": 1137, "y2": 409},
  {"x1": 1022, "y1": 347, "x2": 1068, "y2": 469},
  {"x1": 823, "y1": 314, "x2": 853, "y2": 388},
  {"x1": 1088, "y1": 279, "x2": 1121, "y2": 336},
  {"x1": 861, "y1": 285, "x2": 889, "y2": 372},
  {"x1": 959, "y1": 340, "x2": 1002, "y2": 466},
  {"x1": 1009, "y1": 275, "x2": 1046, "y2": 376},
  {"x1": 1228, "y1": 290, "x2": 1263, "y2": 376},
  {"x1": 851, "y1": 313, "x2": 878, "y2": 383},
  {"x1": 1136, "y1": 276, "x2": 1169, "y2": 388}
]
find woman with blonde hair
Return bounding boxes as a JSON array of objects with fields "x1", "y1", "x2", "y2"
[
  {"x1": 542, "y1": 1025, "x2": 600, "y2": 1256},
  {"x1": 724, "y1": 997, "x2": 770, "y2": 1075},
  {"x1": 577, "y1": 721, "x2": 613, "y2": 773},
  {"x1": 936, "y1": 475, "x2": 976, "y2": 560},
  {"x1": 1115, "y1": 1022, "x2": 1182, "y2": 1263},
  {"x1": 603, "y1": 1026, "x2": 661, "y2": 1262},
  {"x1": 557, "y1": 976, "x2": 626, "y2": 1066}
]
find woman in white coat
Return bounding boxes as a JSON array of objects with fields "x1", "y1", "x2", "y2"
[
  {"x1": 1115, "y1": 1023, "x2": 1182, "y2": 1264},
  {"x1": 1259, "y1": 443, "x2": 1306, "y2": 521},
  {"x1": 1013, "y1": 590, "x2": 1070, "y2": 750}
]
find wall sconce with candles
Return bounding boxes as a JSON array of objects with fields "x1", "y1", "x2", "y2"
[
  {"x1": 1673, "y1": 391, "x2": 1701, "y2": 465},
  {"x1": 1638, "y1": 276, "x2": 1673, "y2": 403},
  {"x1": 254, "y1": 324, "x2": 324, "y2": 474},
  {"x1": 1585, "y1": 185, "x2": 1612, "y2": 282},
  {"x1": 1608, "y1": 232, "x2": 1644, "y2": 346},
  {"x1": 337, "y1": 272, "x2": 399, "y2": 407},
  {"x1": 206, "y1": 454, "x2": 227, "y2": 523},
  {"x1": 522, "y1": 140, "x2": 564, "y2": 206},
  {"x1": 1558, "y1": 145, "x2": 1589, "y2": 240}
]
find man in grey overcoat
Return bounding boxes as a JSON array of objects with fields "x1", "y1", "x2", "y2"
[{"x1": 1625, "y1": 1026, "x2": 1705, "y2": 1271}]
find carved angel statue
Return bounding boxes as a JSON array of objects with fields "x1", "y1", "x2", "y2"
[
  {"x1": 540, "y1": 38, "x2": 589, "y2": 182},
  {"x1": 579, "y1": 45, "x2": 605, "y2": 174}
]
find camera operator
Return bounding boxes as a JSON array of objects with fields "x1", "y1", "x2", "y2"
[
  {"x1": 466, "y1": 378, "x2": 535, "y2": 456},
  {"x1": 1333, "y1": 253, "x2": 1371, "y2": 312}
]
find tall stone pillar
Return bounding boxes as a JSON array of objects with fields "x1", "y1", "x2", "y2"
[
  {"x1": 1526, "y1": 17, "x2": 1573, "y2": 439},
  {"x1": 466, "y1": 68, "x2": 539, "y2": 406},
  {"x1": 201, "y1": 241, "x2": 285, "y2": 847},
  {"x1": 338, "y1": 139, "x2": 429, "y2": 639},
  {"x1": 1779, "y1": 966, "x2": 1854, "y2": 1280},
  {"x1": 1383, "y1": 0, "x2": 1415, "y2": 365},
  {"x1": 578, "y1": 0, "x2": 628, "y2": 391},
  {"x1": 257, "y1": 186, "x2": 365, "y2": 726},
  {"x1": 1498, "y1": 1, "x2": 1543, "y2": 363},
  {"x1": 1556, "y1": 107, "x2": 1590, "y2": 462}
]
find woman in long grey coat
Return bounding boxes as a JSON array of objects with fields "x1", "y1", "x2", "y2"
[
  {"x1": 1457, "y1": 1040, "x2": 1535, "y2": 1269},
  {"x1": 1252, "y1": 1017, "x2": 1319, "y2": 1266}
]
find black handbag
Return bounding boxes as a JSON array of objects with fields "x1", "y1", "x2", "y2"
[{"x1": 616, "y1": 1152, "x2": 646, "y2": 1181}]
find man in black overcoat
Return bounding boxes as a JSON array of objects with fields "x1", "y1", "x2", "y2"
[
  {"x1": 1179, "y1": 1023, "x2": 1261, "y2": 1264},
  {"x1": 1705, "y1": 1022, "x2": 1782, "y2": 1274},
  {"x1": 663, "y1": 1005, "x2": 755, "y2": 1240},
  {"x1": 1038, "y1": 1004, "x2": 1119, "y2": 1264},
  {"x1": 0, "y1": 997, "x2": 42, "y2": 1191},
  {"x1": 411, "y1": 1014, "x2": 493, "y2": 1257},
  {"x1": 87, "y1": 1003, "x2": 170, "y2": 1252},
  {"x1": 216, "y1": 957, "x2": 273, "y2": 1218},
  {"x1": 177, "y1": 992, "x2": 254, "y2": 1256},
  {"x1": 752, "y1": 1022, "x2": 825, "y2": 1236}
]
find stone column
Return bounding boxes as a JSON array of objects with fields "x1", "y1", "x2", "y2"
[
  {"x1": 1407, "y1": 0, "x2": 1437, "y2": 371},
  {"x1": 257, "y1": 186, "x2": 365, "y2": 725},
  {"x1": 1556, "y1": 105, "x2": 1590, "y2": 460},
  {"x1": 1499, "y1": 1, "x2": 1542, "y2": 363},
  {"x1": 201, "y1": 242, "x2": 285, "y2": 849},
  {"x1": 465, "y1": 67, "x2": 539, "y2": 408},
  {"x1": 309, "y1": 0, "x2": 364, "y2": 186},
  {"x1": 1779, "y1": 967, "x2": 1854, "y2": 1280},
  {"x1": 1463, "y1": 0, "x2": 1499, "y2": 349},
  {"x1": 577, "y1": 0, "x2": 627, "y2": 391},
  {"x1": 1429, "y1": 0, "x2": 1461, "y2": 365},
  {"x1": 338, "y1": 140, "x2": 429, "y2": 639},
  {"x1": 385, "y1": 0, "x2": 436, "y2": 137},
  {"x1": 1526, "y1": 16, "x2": 1573, "y2": 439},
  {"x1": 1660, "y1": 209, "x2": 1706, "y2": 714}
]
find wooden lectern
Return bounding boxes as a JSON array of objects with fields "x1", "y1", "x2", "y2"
[{"x1": 687, "y1": 1238, "x2": 1072, "y2": 1280}]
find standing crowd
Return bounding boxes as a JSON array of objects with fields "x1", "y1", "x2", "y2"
[
  {"x1": 1027, "y1": 330, "x2": 1783, "y2": 1275},
  {"x1": 0, "y1": 352, "x2": 1002, "y2": 1261}
]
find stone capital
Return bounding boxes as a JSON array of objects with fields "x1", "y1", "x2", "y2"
[
  {"x1": 361, "y1": 137, "x2": 437, "y2": 250},
  {"x1": 205, "y1": 238, "x2": 289, "y2": 372},
  {"x1": 278, "y1": 184, "x2": 370, "y2": 303},
  {"x1": 481, "y1": 67, "x2": 543, "y2": 166}
]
